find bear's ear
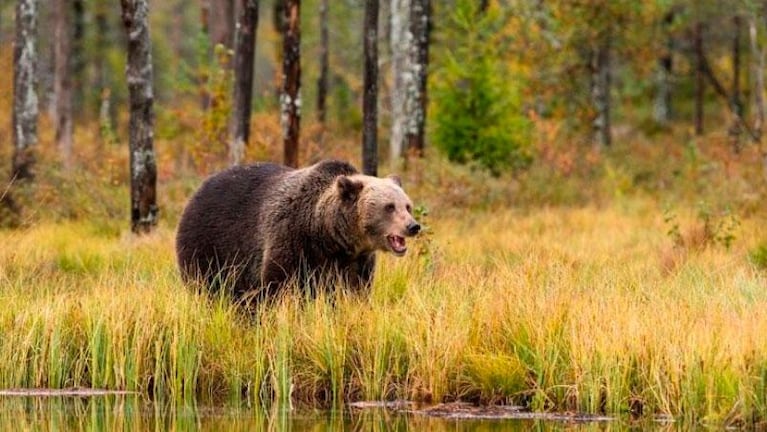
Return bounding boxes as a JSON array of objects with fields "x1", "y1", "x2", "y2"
[
  {"x1": 387, "y1": 174, "x2": 402, "y2": 187},
  {"x1": 337, "y1": 175, "x2": 364, "y2": 201}
]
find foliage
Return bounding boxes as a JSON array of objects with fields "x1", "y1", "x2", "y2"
[
  {"x1": 663, "y1": 203, "x2": 740, "y2": 252},
  {"x1": 749, "y1": 242, "x2": 767, "y2": 270},
  {"x1": 431, "y1": 1, "x2": 532, "y2": 175}
]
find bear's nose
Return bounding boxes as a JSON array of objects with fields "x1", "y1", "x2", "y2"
[{"x1": 407, "y1": 222, "x2": 421, "y2": 236}]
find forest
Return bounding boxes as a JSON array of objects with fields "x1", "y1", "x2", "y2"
[{"x1": 2, "y1": 0, "x2": 767, "y2": 428}]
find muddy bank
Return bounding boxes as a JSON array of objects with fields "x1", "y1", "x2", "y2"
[
  {"x1": 0, "y1": 388, "x2": 137, "y2": 397},
  {"x1": 352, "y1": 401, "x2": 614, "y2": 422}
]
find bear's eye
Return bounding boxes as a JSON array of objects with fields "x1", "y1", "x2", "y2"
[
  {"x1": 385, "y1": 203, "x2": 396, "y2": 213},
  {"x1": 406, "y1": 204, "x2": 412, "y2": 214}
]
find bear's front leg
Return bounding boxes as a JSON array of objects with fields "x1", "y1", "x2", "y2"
[
  {"x1": 350, "y1": 253, "x2": 376, "y2": 292},
  {"x1": 260, "y1": 247, "x2": 299, "y2": 297}
]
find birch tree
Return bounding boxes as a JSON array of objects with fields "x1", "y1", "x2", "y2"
[
  {"x1": 229, "y1": 0, "x2": 259, "y2": 165},
  {"x1": 362, "y1": 0, "x2": 379, "y2": 175},
  {"x1": 389, "y1": 0, "x2": 409, "y2": 163},
  {"x1": 120, "y1": 0, "x2": 158, "y2": 234},
  {"x1": 12, "y1": 0, "x2": 39, "y2": 182},
  {"x1": 404, "y1": 0, "x2": 430, "y2": 157},
  {"x1": 281, "y1": 0, "x2": 301, "y2": 168}
]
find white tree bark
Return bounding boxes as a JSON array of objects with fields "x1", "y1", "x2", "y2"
[
  {"x1": 120, "y1": 0, "x2": 158, "y2": 233},
  {"x1": 404, "y1": 0, "x2": 429, "y2": 156},
  {"x1": 389, "y1": 0, "x2": 410, "y2": 163},
  {"x1": 12, "y1": 0, "x2": 39, "y2": 181}
]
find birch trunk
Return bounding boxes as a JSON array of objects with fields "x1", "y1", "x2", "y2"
[
  {"x1": 53, "y1": 0, "x2": 73, "y2": 169},
  {"x1": 389, "y1": 0, "x2": 409, "y2": 163},
  {"x1": 363, "y1": 0, "x2": 379, "y2": 175},
  {"x1": 405, "y1": 0, "x2": 430, "y2": 157},
  {"x1": 281, "y1": 0, "x2": 301, "y2": 168},
  {"x1": 230, "y1": 0, "x2": 259, "y2": 165},
  {"x1": 120, "y1": 0, "x2": 159, "y2": 234},
  {"x1": 12, "y1": 0, "x2": 39, "y2": 182}
]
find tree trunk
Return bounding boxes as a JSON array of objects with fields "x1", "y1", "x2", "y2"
[
  {"x1": 72, "y1": 0, "x2": 85, "y2": 113},
  {"x1": 12, "y1": 0, "x2": 39, "y2": 182},
  {"x1": 230, "y1": 0, "x2": 259, "y2": 165},
  {"x1": 363, "y1": 0, "x2": 379, "y2": 176},
  {"x1": 120, "y1": 0, "x2": 159, "y2": 234},
  {"x1": 94, "y1": 2, "x2": 115, "y2": 141},
  {"x1": 53, "y1": 0, "x2": 73, "y2": 170},
  {"x1": 750, "y1": 16, "x2": 765, "y2": 140},
  {"x1": 210, "y1": 0, "x2": 235, "y2": 50},
  {"x1": 281, "y1": 0, "x2": 301, "y2": 168},
  {"x1": 405, "y1": 0, "x2": 430, "y2": 157},
  {"x1": 694, "y1": 21, "x2": 704, "y2": 136},
  {"x1": 590, "y1": 31, "x2": 612, "y2": 148},
  {"x1": 201, "y1": 0, "x2": 211, "y2": 33},
  {"x1": 733, "y1": 15, "x2": 743, "y2": 118},
  {"x1": 653, "y1": 9, "x2": 674, "y2": 126},
  {"x1": 389, "y1": 0, "x2": 409, "y2": 163},
  {"x1": 730, "y1": 15, "x2": 744, "y2": 149},
  {"x1": 200, "y1": 0, "x2": 212, "y2": 109},
  {"x1": 317, "y1": 0, "x2": 329, "y2": 124},
  {"x1": 273, "y1": 0, "x2": 285, "y2": 101}
]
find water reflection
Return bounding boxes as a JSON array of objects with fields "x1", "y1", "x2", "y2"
[{"x1": 0, "y1": 395, "x2": 678, "y2": 431}]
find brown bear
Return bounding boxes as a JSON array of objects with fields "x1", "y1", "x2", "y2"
[{"x1": 175, "y1": 160, "x2": 420, "y2": 301}]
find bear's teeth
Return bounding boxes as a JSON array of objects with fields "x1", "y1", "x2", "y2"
[{"x1": 388, "y1": 235, "x2": 407, "y2": 253}]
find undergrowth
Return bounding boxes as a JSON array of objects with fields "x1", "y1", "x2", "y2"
[{"x1": 1, "y1": 203, "x2": 767, "y2": 427}]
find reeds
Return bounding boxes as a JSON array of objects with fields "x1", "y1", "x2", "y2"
[{"x1": 1, "y1": 202, "x2": 766, "y2": 426}]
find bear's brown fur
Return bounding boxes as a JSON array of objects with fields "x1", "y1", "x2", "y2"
[{"x1": 176, "y1": 160, "x2": 420, "y2": 301}]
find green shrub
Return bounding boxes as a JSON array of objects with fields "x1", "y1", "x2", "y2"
[
  {"x1": 431, "y1": 1, "x2": 532, "y2": 175},
  {"x1": 750, "y1": 243, "x2": 767, "y2": 270}
]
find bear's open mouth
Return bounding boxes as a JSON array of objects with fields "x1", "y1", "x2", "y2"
[{"x1": 387, "y1": 235, "x2": 407, "y2": 255}]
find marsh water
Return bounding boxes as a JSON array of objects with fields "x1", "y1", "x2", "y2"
[{"x1": 0, "y1": 395, "x2": 684, "y2": 431}]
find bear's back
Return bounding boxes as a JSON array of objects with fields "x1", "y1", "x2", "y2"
[{"x1": 176, "y1": 163, "x2": 291, "y2": 295}]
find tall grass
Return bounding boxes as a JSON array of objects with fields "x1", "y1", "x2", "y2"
[{"x1": 1, "y1": 200, "x2": 767, "y2": 426}]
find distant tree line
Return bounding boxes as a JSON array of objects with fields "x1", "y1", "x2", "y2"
[
  {"x1": 3, "y1": 0, "x2": 432, "y2": 232},
  {"x1": 4, "y1": 0, "x2": 767, "y2": 231}
]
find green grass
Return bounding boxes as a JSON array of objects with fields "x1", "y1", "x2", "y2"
[{"x1": 1, "y1": 200, "x2": 766, "y2": 427}]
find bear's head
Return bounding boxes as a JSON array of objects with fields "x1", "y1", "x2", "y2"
[{"x1": 335, "y1": 174, "x2": 420, "y2": 256}]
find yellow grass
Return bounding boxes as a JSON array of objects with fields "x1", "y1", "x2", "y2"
[{"x1": 1, "y1": 198, "x2": 765, "y2": 426}]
